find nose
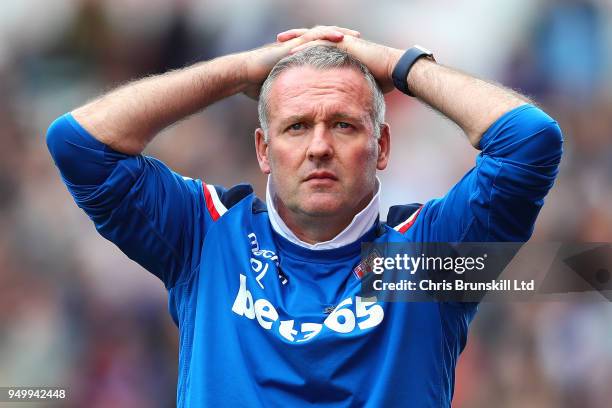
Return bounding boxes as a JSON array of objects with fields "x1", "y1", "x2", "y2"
[{"x1": 306, "y1": 125, "x2": 334, "y2": 162}]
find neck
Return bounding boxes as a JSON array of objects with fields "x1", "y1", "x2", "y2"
[{"x1": 273, "y1": 192, "x2": 374, "y2": 245}]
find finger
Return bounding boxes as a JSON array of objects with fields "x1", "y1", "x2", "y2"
[
  {"x1": 290, "y1": 39, "x2": 338, "y2": 54},
  {"x1": 300, "y1": 27, "x2": 344, "y2": 43},
  {"x1": 281, "y1": 26, "x2": 360, "y2": 41},
  {"x1": 277, "y1": 28, "x2": 308, "y2": 42},
  {"x1": 329, "y1": 26, "x2": 361, "y2": 38}
]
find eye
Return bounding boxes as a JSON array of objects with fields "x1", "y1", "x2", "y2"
[
  {"x1": 335, "y1": 122, "x2": 354, "y2": 130},
  {"x1": 285, "y1": 122, "x2": 307, "y2": 133}
]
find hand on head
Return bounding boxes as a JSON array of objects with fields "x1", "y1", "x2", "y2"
[
  {"x1": 242, "y1": 26, "x2": 360, "y2": 99},
  {"x1": 275, "y1": 26, "x2": 404, "y2": 93}
]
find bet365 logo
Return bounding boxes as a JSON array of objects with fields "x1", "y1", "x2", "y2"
[{"x1": 231, "y1": 274, "x2": 384, "y2": 342}]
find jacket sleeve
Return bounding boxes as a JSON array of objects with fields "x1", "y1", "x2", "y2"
[
  {"x1": 415, "y1": 103, "x2": 563, "y2": 242},
  {"x1": 46, "y1": 113, "x2": 212, "y2": 288}
]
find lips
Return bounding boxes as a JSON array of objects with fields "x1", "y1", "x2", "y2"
[{"x1": 304, "y1": 171, "x2": 338, "y2": 181}]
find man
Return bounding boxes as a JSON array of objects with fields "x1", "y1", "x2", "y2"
[{"x1": 47, "y1": 26, "x2": 562, "y2": 407}]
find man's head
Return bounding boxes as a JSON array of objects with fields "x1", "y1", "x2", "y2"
[{"x1": 254, "y1": 46, "x2": 390, "y2": 239}]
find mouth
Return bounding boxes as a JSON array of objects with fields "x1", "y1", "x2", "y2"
[{"x1": 304, "y1": 171, "x2": 338, "y2": 182}]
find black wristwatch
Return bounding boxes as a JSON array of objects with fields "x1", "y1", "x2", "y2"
[{"x1": 391, "y1": 45, "x2": 435, "y2": 96}]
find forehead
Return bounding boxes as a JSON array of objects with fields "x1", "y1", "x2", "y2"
[{"x1": 267, "y1": 66, "x2": 372, "y2": 122}]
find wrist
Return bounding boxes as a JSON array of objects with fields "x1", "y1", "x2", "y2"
[
  {"x1": 386, "y1": 49, "x2": 405, "y2": 83},
  {"x1": 405, "y1": 57, "x2": 435, "y2": 98},
  {"x1": 199, "y1": 53, "x2": 251, "y2": 94},
  {"x1": 225, "y1": 52, "x2": 252, "y2": 93},
  {"x1": 391, "y1": 46, "x2": 435, "y2": 96}
]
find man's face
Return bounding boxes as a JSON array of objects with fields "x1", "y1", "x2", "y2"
[{"x1": 255, "y1": 66, "x2": 390, "y2": 223}]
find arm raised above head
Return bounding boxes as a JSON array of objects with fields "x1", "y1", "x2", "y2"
[
  {"x1": 70, "y1": 26, "x2": 356, "y2": 155},
  {"x1": 279, "y1": 30, "x2": 563, "y2": 242},
  {"x1": 403, "y1": 57, "x2": 531, "y2": 147},
  {"x1": 70, "y1": 54, "x2": 247, "y2": 155}
]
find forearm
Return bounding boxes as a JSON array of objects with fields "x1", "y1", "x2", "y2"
[
  {"x1": 406, "y1": 58, "x2": 530, "y2": 147},
  {"x1": 72, "y1": 53, "x2": 248, "y2": 155}
]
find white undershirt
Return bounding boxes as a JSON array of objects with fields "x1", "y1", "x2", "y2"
[{"x1": 266, "y1": 176, "x2": 381, "y2": 250}]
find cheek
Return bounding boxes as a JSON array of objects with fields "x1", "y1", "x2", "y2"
[
  {"x1": 269, "y1": 147, "x2": 296, "y2": 174},
  {"x1": 268, "y1": 147, "x2": 302, "y2": 192},
  {"x1": 341, "y1": 144, "x2": 379, "y2": 191},
  {"x1": 349, "y1": 143, "x2": 378, "y2": 171},
  {"x1": 270, "y1": 140, "x2": 310, "y2": 170}
]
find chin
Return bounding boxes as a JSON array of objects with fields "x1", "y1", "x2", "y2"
[{"x1": 300, "y1": 195, "x2": 345, "y2": 217}]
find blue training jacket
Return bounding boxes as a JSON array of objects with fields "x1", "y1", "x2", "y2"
[{"x1": 46, "y1": 104, "x2": 562, "y2": 407}]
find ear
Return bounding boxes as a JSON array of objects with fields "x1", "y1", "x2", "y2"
[
  {"x1": 255, "y1": 128, "x2": 271, "y2": 174},
  {"x1": 376, "y1": 123, "x2": 390, "y2": 170}
]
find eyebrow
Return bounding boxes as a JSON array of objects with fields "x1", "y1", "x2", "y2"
[{"x1": 278, "y1": 112, "x2": 365, "y2": 127}]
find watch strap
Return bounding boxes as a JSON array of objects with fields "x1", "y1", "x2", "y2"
[{"x1": 391, "y1": 45, "x2": 434, "y2": 96}]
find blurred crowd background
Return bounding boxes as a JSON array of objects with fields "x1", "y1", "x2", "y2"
[{"x1": 0, "y1": 0, "x2": 611, "y2": 407}]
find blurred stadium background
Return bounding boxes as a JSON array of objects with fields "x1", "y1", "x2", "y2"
[{"x1": 0, "y1": 0, "x2": 611, "y2": 406}]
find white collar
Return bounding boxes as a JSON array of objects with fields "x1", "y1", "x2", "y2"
[{"x1": 266, "y1": 176, "x2": 380, "y2": 250}]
